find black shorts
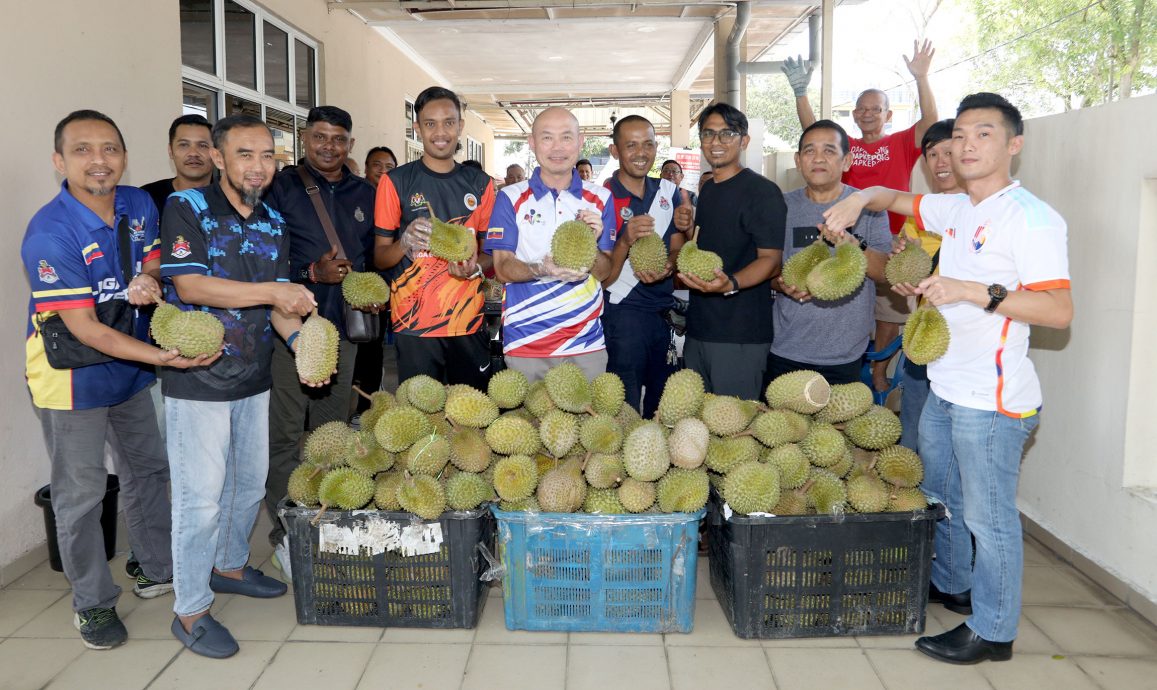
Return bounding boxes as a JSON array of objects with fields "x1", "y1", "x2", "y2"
[{"x1": 395, "y1": 329, "x2": 492, "y2": 389}]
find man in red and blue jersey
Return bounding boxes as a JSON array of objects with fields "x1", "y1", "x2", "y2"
[
  {"x1": 21, "y1": 110, "x2": 217, "y2": 651},
  {"x1": 484, "y1": 107, "x2": 616, "y2": 381}
]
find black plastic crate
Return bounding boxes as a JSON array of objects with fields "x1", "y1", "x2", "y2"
[
  {"x1": 279, "y1": 500, "x2": 493, "y2": 628},
  {"x1": 707, "y1": 495, "x2": 944, "y2": 639}
]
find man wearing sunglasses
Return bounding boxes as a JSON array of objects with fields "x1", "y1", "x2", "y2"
[{"x1": 676, "y1": 103, "x2": 785, "y2": 401}]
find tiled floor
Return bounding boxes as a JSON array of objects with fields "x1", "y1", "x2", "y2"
[{"x1": 2, "y1": 517, "x2": 1156, "y2": 690}]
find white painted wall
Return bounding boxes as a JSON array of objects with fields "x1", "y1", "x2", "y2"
[
  {"x1": 0, "y1": 0, "x2": 496, "y2": 578},
  {"x1": 1015, "y1": 94, "x2": 1157, "y2": 607}
]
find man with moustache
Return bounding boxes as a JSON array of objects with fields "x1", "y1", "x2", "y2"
[
  {"x1": 677, "y1": 102, "x2": 785, "y2": 400},
  {"x1": 159, "y1": 114, "x2": 318, "y2": 659},
  {"x1": 601, "y1": 115, "x2": 692, "y2": 416},
  {"x1": 485, "y1": 106, "x2": 616, "y2": 381},
  {"x1": 262, "y1": 106, "x2": 376, "y2": 567},
  {"x1": 374, "y1": 86, "x2": 495, "y2": 387},
  {"x1": 22, "y1": 110, "x2": 214, "y2": 650},
  {"x1": 141, "y1": 114, "x2": 214, "y2": 217}
]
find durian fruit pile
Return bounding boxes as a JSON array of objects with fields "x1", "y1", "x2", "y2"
[{"x1": 685, "y1": 369, "x2": 931, "y2": 517}]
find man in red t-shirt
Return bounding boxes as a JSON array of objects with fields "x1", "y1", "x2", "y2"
[{"x1": 783, "y1": 40, "x2": 939, "y2": 391}]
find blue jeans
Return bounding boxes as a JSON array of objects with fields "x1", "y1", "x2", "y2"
[
  {"x1": 918, "y1": 391, "x2": 1039, "y2": 642},
  {"x1": 602, "y1": 305, "x2": 675, "y2": 419},
  {"x1": 166, "y1": 392, "x2": 269, "y2": 617},
  {"x1": 899, "y1": 358, "x2": 929, "y2": 451}
]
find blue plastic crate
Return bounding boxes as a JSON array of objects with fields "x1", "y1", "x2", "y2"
[{"x1": 492, "y1": 507, "x2": 704, "y2": 633}]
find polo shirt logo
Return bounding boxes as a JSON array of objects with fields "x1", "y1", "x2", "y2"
[
  {"x1": 970, "y1": 223, "x2": 989, "y2": 253},
  {"x1": 128, "y1": 218, "x2": 146, "y2": 242},
  {"x1": 659, "y1": 196, "x2": 670, "y2": 210},
  {"x1": 354, "y1": 206, "x2": 365, "y2": 223},
  {"x1": 37, "y1": 260, "x2": 59, "y2": 284},
  {"x1": 620, "y1": 207, "x2": 634, "y2": 221},
  {"x1": 81, "y1": 242, "x2": 105, "y2": 266},
  {"x1": 409, "y1": 192, "x2": 427, "y2": 209},
  {"x1": 171, "y1": 235, "x2": 192, "y2": 259},
  {"x1": 464, "y1": 193, "x2": 478, "y2": 211},
  {"x1": 522, "y1": 208, "x2": 544, "y2": 225}
]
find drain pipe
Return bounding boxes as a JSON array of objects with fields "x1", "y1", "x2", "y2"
[{"x1": 725, "y1": 0, "x2": 752, "y2": 108}]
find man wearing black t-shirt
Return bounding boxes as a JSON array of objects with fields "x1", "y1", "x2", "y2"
[
  {"x1": 676, "y1": 102, "x2": 786, "y2": 400},
  {"x1": 141, "y1": 114, "x2": 213, "y2": 217}
]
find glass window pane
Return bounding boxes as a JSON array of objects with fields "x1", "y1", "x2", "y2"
[
  {"x1": 225, "y1": 93, "x2": 261, "y2": 118},
  {"x1": 183, "y1": 82, "x2": 218, "y2": 122},
  {"x1": 263, "y1": 21, "x2": 289, "y2": 102},
  {"x1": 296, "y1": 117, "x2": 308, "y2": 164},
  {"x1": 224, "y1": 1, "x2": 256, "y2": 90},
  {"x1": 295, "y1": 40, "x2": 315, "y2": 109},
  {"x1": 266, "y1": 107, "x2": 295, "y2": 169},
  {"x1": 180, "y1": 0, "x2": 215, "y2": 73},
  {"x1": 405, "y1": 100, "x2": 416, "y2": 142}
]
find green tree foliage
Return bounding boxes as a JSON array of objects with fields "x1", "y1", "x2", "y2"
[
  {"x1": 969, "y1": 0, "x2": 1155, "y2": 111},
  {"x1": 744, "y1": 74, "x2": 813, "y2": 150}
]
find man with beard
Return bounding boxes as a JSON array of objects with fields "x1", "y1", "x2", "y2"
[
  {"x1": 141, "y1": 114, "x2": 213, "y2": 217},
  {"x1": 263, "y1": 106, "x2": 377, "y2": 570},
  {"x1": 601, "y1": 115, "x2": 692, "y2": 416},
  {"x1": 677, "y1": 102, "x2": 785, "y2": 400},
  {"x1": 159, "y1": 114, "x2": 318, "y2": 659},
  {"x1": 374, "y1": 86, "x2": 495, "y2": 387},
  {"x1": 22, "y1": 110, "x2": 215, "y2": 650}
]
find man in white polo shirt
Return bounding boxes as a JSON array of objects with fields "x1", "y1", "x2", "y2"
[{"x1": 823, "y1": 92, "x2": 1073, "y2": 665}]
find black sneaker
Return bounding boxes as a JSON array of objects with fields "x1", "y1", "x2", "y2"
[
  {"x1": 73, "y1": 607, "x2": 127, "y2": 650},
  {"x1": 133, "y1": 573, "x2": 175, "y2": 599},
  {"x1": 125, "y1": 552, "x2": 141, "y2": 579}
]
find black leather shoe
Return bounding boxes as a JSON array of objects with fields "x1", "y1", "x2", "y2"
[
  {"x1": 916, "y1": 622, "x2": 1013, "y2": 664},
  {"x1": 928, "y1": 582, "x2": 973, "y2": 615}
]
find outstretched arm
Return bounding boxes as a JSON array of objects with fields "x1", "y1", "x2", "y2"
[{"x1": 904, "y1": 39, "x2": 938, "y2": 142}]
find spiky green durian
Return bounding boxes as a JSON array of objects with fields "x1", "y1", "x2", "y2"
[
  {"x1": 317, "y1": 467, "x2": 375, "y2": 510},
  {"x1": 492, "y1": 454, "x2": 538, "y2": 501},
  {"x1": 539, "y1": 409, "x2": 580, "y2": 458},
  {"x1": 402, "y1": 375, "x2": 446, "y2": 413},
  {"x1": 373, "y1": 472, "x2": 404, "y2": 511},
  {"x1": 903, "y1": 306, "x2": 951, "y2": 365},
  {"x1": 583, "y1": 453, "x2": 625, "y2": 489},
  {"x1": 484, "y1": 415, "x2": 540, "y2": 456},
  {"x1": 358, "y1": 390, "x2": 396, "y2": 434},
  {"x1": 428, "y1": 210, "x2": 476, "y2": 263},
  {"x1": 747, "y1": 410, "x2": 797, "y2": 449},
  {"x1": 487, "y1": 369, "x2": 530, "y2": 409},
  {"x1": 763, "y1": 443, "x2": 809, "y2": 490},
  {"x1": 723, "y1": 462, "x2": 780, "y2": 515},
  {"x1": 583, "y1": 487, "x2": 627, "y2": 514},
  {"x1": 657, "y1": 467, "x2": 710, "y2": 513},
  {"x1": 304, "y1": 421, "x2": 355, "y2": 466},
  {"x1": 846, "y1": 472, "x2": 890, "y2": 513},
  {"x1": 622, "y1": 421, "x2": 670, "y2": 481},
  {"x1": 344, "y1": 431, "x2": 395, "y2": 476},
  {"x1": 445, "y1": 472, "x2": 493, "y2": 511},
  {"x1": 780, "y1": 240, "x2": 830, "y2": 291},
  {"x1": 524, "y1": 380, "x2": 557, "y2": 419},
  {"x1": 799, "y1": 422, "x2": 845, "y2": 467},
  {"x1": 657, "y1": 369, "x2": 706, "y2": 426},
  {"x1": 403, "y1": 434, "x2": 451, "y2": 476},
  {"x1": 875, "y1": 445, "x2": 924, "y2": 488},
  {"x1": 295, "y1": 314, "x2": 340, "y2": 386},
  {"x1": 699, "y1": 395, "x2": 755, "y2": 437},
  {"x1": 287, "y1": 464, "x2": 323, "y2": 506},
  {"x1": 551, "y1": 219, "x2": 598, "y2": 271},
  {"x1": 443, "y1": 385, "x2": 499, "y2": 428},
  {"x1": 374, "y1": 406, "x2": 434, "y2": 453},
  {"x1": 448, "y1": 427, "x2": 493, "y2": 473},
  {"x1": 617, "y1": 478, "x2": 656, "y2": 513},
  {"x1": 668, "y1": 417, "x2": 709, "y2": 469},
  {"x1": 884, "y1": 241, "x2": 933, "y2": 286},
  {"x1": 628, "y1": 233, "x2": 669, "y2": 274},
  {"x1": 536, "y1": 458, "x2": 587, "y2": 513},
  {"x1": 887, "y1": 486, "x2": 930, "y2": 512},
  {"x1": 590, "y1": 372, "x2": 626, "y2": 415},
  {"x1": 544, "y1": 362, "x2": 593, "y2": 413},
  {"x1": 813, "y1": 382, "x2": 874, "y2": 424},
  {"x1": 704, "y1": 435, "x2": 761, "y2": 474},
  {"x1": 806, "y1": 468, "x2": 848, "y2": 514},
  {"x1": 771, "y1": 482, "x2": 811, "y2": 516},
  {"x1": 396, "y1": 474, "x2": 446, "y2": 520},
  {"x1": 579, "y1": 414, "x2": 623, "y2": 454},
  {"x1": 765, "y1": 370, "x2": 831, "y2": 414},
  {"x1": 150, "y1": 303, "x2": 224, "y2": 357},
  {"x1": 341, "y1": 271, "x2": 390, "y2": 308},
  {"x1": 500, "y1": 496, "x2": 540, "y2": 512},
  {"x1": 845, "y1": 405, "x2": 903, "y2": 450},
  {"x1": 806, "y1": 241, "x2": 868, "y2": 301},
  {"x1": 676, "y1": 240, "x2": 723, "y2": 282}
]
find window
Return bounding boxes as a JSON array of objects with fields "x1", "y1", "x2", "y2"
[
  {"x1": 466, "y1": 137, "x2": 484, "y2": 166},
  {"x1": 180, "y1": 0, "x2": 318, "y2": 162},
  {"x1": 405, "y1": 100, "x2": 418, "y2": 142}
]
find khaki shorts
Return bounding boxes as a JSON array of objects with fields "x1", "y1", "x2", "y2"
[{"x1": 875, "y1": 288, "x2": 914, "y2": 324}]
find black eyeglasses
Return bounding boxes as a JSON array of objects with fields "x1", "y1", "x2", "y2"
[{"x1": 700, "y1": 129, "x2": 742, "y2": 143}]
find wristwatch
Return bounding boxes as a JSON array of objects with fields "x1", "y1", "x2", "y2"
[
  {"x1": 984, "y1": 283, "x2": 1008, "y2": 313},
  {"x1": 723, "y1": 274, "x2": 740, "y2": 297}
]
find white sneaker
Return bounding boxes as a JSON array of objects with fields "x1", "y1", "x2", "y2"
[{"x1": 272, "y1": 536, "x2": 293, "y2": 580}]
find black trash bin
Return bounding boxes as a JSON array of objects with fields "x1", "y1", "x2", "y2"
[{"x1": 33, "y1": 474, "x2": 119, "y2": 573}]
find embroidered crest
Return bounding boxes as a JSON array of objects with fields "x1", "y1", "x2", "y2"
[
  {"x1": 464, "y1": 193, "x2": 478, "y2": 211},
  {"x1": 354, "y1": 206, "x2": 365, "y2": 223},
  {"x1": 171, "y1": 235, "x2": 192, "y2": 259},
  {"x1": 486, "y1": 227, "x2": 504, "y2": 240},
  {"x1": 522, "y1": 209, "x2": 544, "y2": 225},
  {"x1": 970, "y1": 223, "x2": 989, "y2": 254},
  {"x1": 37, "y1": 260, "x2": 59, "y2": 284},
  {"x1": 409, "y1": 192, "x2": 427, "y2": 209},
  {"x1": 620, "y1": 207, "x2": 634, "y2": 221},
  {"x1": 128, "y1": 217, "x2": 146, "y2": 242},
  {"x1": 659, "y1": 196, "x2": 670, "y2": 210}
]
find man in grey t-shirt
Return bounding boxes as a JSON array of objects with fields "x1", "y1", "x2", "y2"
[{"x1": 767, "y1": 120, "x2": 890, "y2": 385}]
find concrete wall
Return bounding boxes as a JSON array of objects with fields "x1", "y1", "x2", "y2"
[
  {"x1": 1015, "y1": 94, "x2": 1157, "y2": 607},
  {"x1": 0, "y1": 0, "x2": 496, "y2": 580}
]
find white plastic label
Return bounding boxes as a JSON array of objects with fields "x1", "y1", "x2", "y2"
[{"x1": 317, "y1": 518, "x2": 443, "y2": 556}]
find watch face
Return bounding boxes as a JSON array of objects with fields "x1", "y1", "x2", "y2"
[{"x1": 990, "y1": 284, "x2": 1008, "y2": 299}]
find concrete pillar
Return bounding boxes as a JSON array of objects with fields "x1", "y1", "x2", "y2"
[
  {"x1": 820, "y1": 0, "x2": 834, "y2": 119},
  {"x1": 671, "y1": 89, "x2": 690, "y2": 148},
  {"x1": 713, "y1": 17, "x2": 734, "y2": 105}
]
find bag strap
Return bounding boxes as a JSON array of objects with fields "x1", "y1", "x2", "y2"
[
  {"x1": 296, "y1": 165, "x2": 348, "y2": 260},
  {"x1": 116, "y1": 215, "x2": 134, "y2": 287}
]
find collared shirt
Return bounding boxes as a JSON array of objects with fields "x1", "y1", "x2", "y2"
[
  {"x1": 915, "y1": 182, "x2": 1070, "y2": 417},
  {"x1": 373, "y1": 160, "x2": 495, "y2": 337},
  {"x1": 159, "y1": 183, "x2": 291, "y2": 402},
  {"x1": 844, "y1": 124, "x2": 921, "y2": 235},
  {"x1": 266, "y1": 163, "x2": 375, "y2": 340},
  {"x1": 22, "y1": 183, "x2": 160, "y2": 410},
  {"x1": 484, "y1": 168, "x2": 616, "y2": 357},
  {"x1": 603, "y1": 175, "x2": 678, "y2": 311}
]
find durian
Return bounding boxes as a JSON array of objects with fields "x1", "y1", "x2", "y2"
[
  {"x1": 884, "y1": 241, "x2": 933, "y2": 286},
  {"x1": 622, "y1": 422, "x2": 670, "y2": 481},
  {"x1": 875, "y1": 445, "x2": 924, "y2": 487},
  {"x1": 723, "y1": 462, "x2": 780, "y2": 515},
  {"x1": 374, "y1": 406, "x2": 434, "y2": 453},
  {"x1": 903, "y1": 306, "x2": 951, "y2": 365},
  {"x1": 781, "y1": 240, "x2": 830, "y2": 291},
  {"x1": 484, "y1": 415, "x2": 540, "y2": 456},
  {"x1": 403, "y1": 375, "x2": 447, "y2": 413},
  {"x1": 657, "y1": 467, "x2": 709, "y2": 512},
  {"x1": 396, "y1": 473, "x2": 447, "y2": 520},
  {"x1": 550, "y1": 220, "x2": 598, "y2": 272},
  {"x1": 443, "y1": 385, "x2": 499, "y2": 428},
  {"x1": 627, "y1": 233, "x2": 669, "y2": 274},
  {"x1": 287, "y1": 464, "x2": 323, "y2": 506},
  {"x1": 150, "y1": 303, "x2": 224, "y2": 357},
  {"x1": 806, "y1": 241, "x2": 868, "y2": 301},
  {"x1": 295, "y1": 314, "x2": 340, "y2": 386},
  {"x1": 536, "y1": 458, "x2": 587, "y2": 512},
  {"x1": 539, "y1": 409, "x2": 580, "y2": 458},
  {"x1": 492, "y1": 454, "x2": 538, "y2": 501},
  {"x1": 487, "y1": 369, "x2": 530, "y2": 409},
  {"x1": 617, "y1": 477, "x2": 656, "y2": 512},
  {"x1": 813, "y1": 382, "x2": 874, "y2": 424},
  {"x1": 676, "y1": 240, "x2": 724, "y2": 282},
  {"x1": 445, "y1": 472, "x2": 492, "y2": 511},
  {"x1": 668, "y1": 417, "x2": 709, "y2": 469},
  {"x1": 544, "y1": 362, "x2": 593, "y2": 413},
  {"x1": 845, "y1": 405, "x2": 903, "y2": 450},
  {"x1": 341, "y1": 271, "x2": 390, "y2": 308},
  {"x1": 590, "y1": 372, "x2": 626, "y2": 415},
  {"x1": 657, "y1": 369, "x2": 706, "y2": 425},
  {"x1": 427, "y1": 207, "x2": 476, "y2": 263},
  {"x1": 317, "y1": 467, "x2": 375, "y2": 511},
  {"x1": 765, "y1": 370, "x2": 831, "y2": 414}
]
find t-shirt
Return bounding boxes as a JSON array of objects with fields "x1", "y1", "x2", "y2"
[
  {"x1": 159, "y1": 184, "x2": 291, "y2": 402},
  {"x1": 772, "y1": 186, "x2": 891, "y2": 365},
  {"x1": 374, "y1": 160, "x2": 495, "y2": 337},
  {"x1": 266, "y1": 164, "x2": 375, "y2": 340},
  {"x1": 685, "y1": 168, "x2": 786, "y2": 345},
  {"x1": 483, "y1": 169, "x2": 617, "y2": 357},
  {"x1": 22, "y1": 184, "x2": 160, "y2": 411},
  {"x1": 603, "y1": 175, "x2": 679, "y2": 312},
  {"x1": 844, "y1": 124, "x2": 921, "y2": 235},
  {"x1": 914, "y1": 182, "x2": 1070, "y2": 417},
  {"x1": 141, "y1": 178, "x2": 176, "y2": 219}
]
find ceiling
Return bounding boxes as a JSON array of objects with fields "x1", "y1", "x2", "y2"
[{"x1": 330, "y1": 0, "x2": 831, "y2": 137}]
